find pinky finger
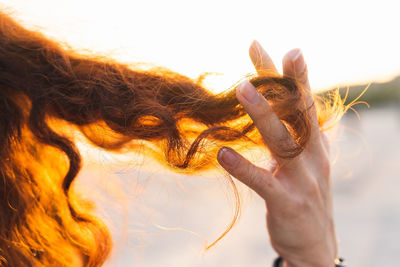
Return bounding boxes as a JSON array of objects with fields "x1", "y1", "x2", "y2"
[{"x1": 217, "y1": 147, "x2": 281, "y2": 201}]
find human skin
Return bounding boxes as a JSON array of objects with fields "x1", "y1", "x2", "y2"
[
  {"x1": 217, "y1": 41, "x2": 338, "y2": 267},
  {"x1": 76, "y1": 42, "x2": 337, "y2": 267}
]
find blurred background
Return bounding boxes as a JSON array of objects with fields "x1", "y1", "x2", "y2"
[{"x1": 2, "y1": 0, "x2": 400, "y2": 266}]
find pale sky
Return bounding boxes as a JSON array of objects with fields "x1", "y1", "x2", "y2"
[{"x1": 1, "y1": 0, "x2": 399, "y2": 92}]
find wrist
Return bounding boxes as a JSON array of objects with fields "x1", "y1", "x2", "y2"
[
  {"x1": 279, "y1": 234, "x2": 338, "y2": 267},
  {"x1": 283, "y1": 259, "x2": 331, "y2": 267},
  {"x1": 274, "y1": 256, "x2": 345, "y2": 267},
  {"x1": 277, "y1": 247, "x2": 336, "y2": 267},
  {"x1": 283, "y1": 253, "x2": 335, "y2": 267}
]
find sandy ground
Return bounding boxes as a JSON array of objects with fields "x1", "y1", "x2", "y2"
[
  {"x1": 331, "y1": 106, "x2": 400, "y2": 266},
  {"x1": 78, "y1": 106, "x2": 400, "y2": 267}
]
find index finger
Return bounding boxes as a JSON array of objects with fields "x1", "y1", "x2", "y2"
[{"x1": 236, "y1": 80, "x2": 302, "y2": 169}]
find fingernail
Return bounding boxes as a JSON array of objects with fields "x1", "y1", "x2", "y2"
[
  {"x1": 237, "y1": 80, "x2": 259, "y2": 104},
  {"x1": 250, "y1": 39, "x2": 259, "y2": 51},
  {"x1": 218, "y1": 147, "x2": 239, "y2": 167},
  {"x1": 250, "y1": 40, "x2": 261, "y2": 55},
  {"x1": 292, "y1": 49, "x2": 306, "y2": 75}
]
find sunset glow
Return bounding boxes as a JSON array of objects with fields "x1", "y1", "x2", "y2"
[{"x1": 2, "y1": 0, "x2": 399, "y2": 93}]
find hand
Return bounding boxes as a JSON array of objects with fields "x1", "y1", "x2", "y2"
[{"x1": 217, "y1": 41, "x2": 338, "y2": 267}]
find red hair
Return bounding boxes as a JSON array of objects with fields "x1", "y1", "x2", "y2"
[{"x1": 0, "y1": 11, "x2": 344, "y2": 266}]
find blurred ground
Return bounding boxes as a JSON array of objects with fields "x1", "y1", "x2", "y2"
[
  {"x1": 78, "y1": 106, "x2": 400, "y2": 267},
  {"x1": 332, "y1": 106, "x2": 400, "y2": 266}
]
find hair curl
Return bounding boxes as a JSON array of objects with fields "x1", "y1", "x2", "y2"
[{"x1": 0, "y1": 11, "x2": 344, "y2": 266}]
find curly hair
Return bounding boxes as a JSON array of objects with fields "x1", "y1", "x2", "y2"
[{"x1": 0, "y1": 11, "x2": 344, "y2": 266}]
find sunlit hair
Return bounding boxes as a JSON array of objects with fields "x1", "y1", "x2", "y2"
[{"x1": 0, "y1": 11, "x2": 345, "y2": 266}]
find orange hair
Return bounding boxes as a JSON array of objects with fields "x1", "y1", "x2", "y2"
[{"x1": 0, "y1": 11, "x2": 344, "y2": 266}]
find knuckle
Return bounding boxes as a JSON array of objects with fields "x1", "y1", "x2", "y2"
[
  {"x1": 320, "y1": 132, "x2": 331, "y2": 155},
  {"x1": 319, "y1": 158, "x2": 331, "y2": 179},
  {"x1": 247, "y1": 167, "x2": 274, "y2": 194},
  {"x1": 293, "y1": 187, "x2": 318, "y2": 211},
  {"x1": 252, "y1": 100, "x2": 273, "y2": 121},
  {"x1": 306, "y1": 180, "x2": 321, "y2": 196},
  {"x1": 312, "y1": 151, "x2": 331, "y2": 178},
  {"x1": 246, "y1": 166, "x2": 261, "y2": 189}
]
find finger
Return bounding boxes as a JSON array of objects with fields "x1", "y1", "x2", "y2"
[
  {"x1": 320, "y1": 132, "x2": 330, "y2": 156},
  {"x1": 249, "y1": 40, "x2": 278, "y2": 74},
  {"x1": 236, "y1": 80, "x2": 300, "y2": 167},
  {"x1": 217, "y1": 146, "x2": 281, "y2": 200},
  {"x1": 282, "y1": 48, "x2": 310, "y2": 89},
  {"x1": 282, "y1": 49, "x2": 321, "y2": 150}
]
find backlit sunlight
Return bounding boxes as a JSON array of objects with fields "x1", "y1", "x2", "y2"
[{"x1": 2, "y1": 0, "x2": 399, "y2": 93}]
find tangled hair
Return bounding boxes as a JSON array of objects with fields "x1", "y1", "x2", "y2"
[{"x1": 0, "y1": 11, "x2": 344, "y2": 266}]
